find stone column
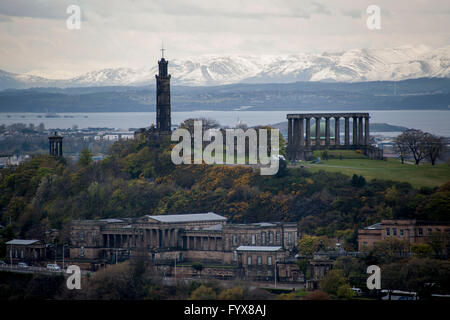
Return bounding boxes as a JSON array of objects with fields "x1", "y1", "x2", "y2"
[
  {"x1": 315, "y1": 117, "x2": 321, "y2": 146},
  {"x1": 344, "y1": 117, "x2": 350, "y2": 146},
  {"x1": 358, "y1": 117, "x2": 364, "y2": 145},
  {"x1": 287, "y1": 118, "x2": 293, "y2": 158},
  {"x1": 305, "y1": 118, "x2": 311, "y2": 147},
  {"x1": 352, "y1": 116, "x2": 358, "y2": 145},
  {"x1": 299, "y1": 118, "x2": 304, "y2": 146},
  {"x1": 334, "y1": 117, "x2": 340, "y2": 145},
  {"x1": 325, "y1": 117, "x2": 330, "y2": 146},
  {"x1": 364, "y1": 116, "x2": 370, "y2": 145},
  {"x1": 293, "y1": 118, "x2": 300, "y2": 149}
]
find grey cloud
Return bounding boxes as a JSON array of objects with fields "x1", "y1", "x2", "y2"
[
  {"x1": 0, "y1": 0, "x2": 73, "y2": 20},
  {"x1": 341, "y1": 9, "x2": 363, "y2": 19}
]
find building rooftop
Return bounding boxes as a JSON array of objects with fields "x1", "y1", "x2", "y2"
[
  {"x1": 6, "y1": 239, "x2": 40, "y2": 245},
  {"x1": 99, "y1": 219, "x2": 124, "y2": 223},
  {"x1": 146, "y1": 212, "x2": 226, "y2": 223},
  {"x1": 364, "y1": 223, "x2": 382, "y2": 230},
  {"x1": 236, "y1": 246, "x2": 283, "y2": 252}
]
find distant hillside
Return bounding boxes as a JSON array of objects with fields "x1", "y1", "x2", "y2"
[
  {"x1": 0, "y1": 78, "x2": 449, "y2": 112},
  {"x1": 0, "y1": 45, "x2": 449, "y2": 89}
]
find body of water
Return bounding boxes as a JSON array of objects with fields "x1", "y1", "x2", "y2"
[{"x1": 1, "y1": 110, "x2": 449, "y2": 137}]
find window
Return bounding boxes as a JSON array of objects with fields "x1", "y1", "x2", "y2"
[
  {"x1": 251, "y1": 234, "x2": 256, "y2": 245},
  {"x1": 268, "y1": 231, "x2": 273, "y2": 244},
  {"x1": 386, "y1": 228, "x2": 390, "y2": 236},
  {"x1": 80, "y1": 230, "x2": 85, "y2": 241},
  {"x1": 21, "y1": 250, "x2": 24, "y2": 259},
  {"x1": 80, "y1": 246, "x2": 85, "y2": 257},
  {"x1": 418, "y1": 228, "x2": 423, "y2": 236},
  {"x1": 233, "y1": 251, "x2": 237, "y2": 262},
  {"x1": 400, "y1": 229, "x2": 404, "y2": 237},
  {"x1": 436, "y1": 228, "x2": 441, "y2": 232},
  {"x1": 233, "y1": 234, "x2": 237, "y2": 245},
  {"x1": 261, "y1": 232, "x2": 266, "y2": 245},
  {"x1": 257, "y1": 256, "x2": 262, "y2": 265},
  {"x1": 393, "y1": 228, "x2": 397, "y2": 236},
  {"x1": 276, "y1": 232, "x2": 280, "y2": 244},
  {"x1": 268, "y1": 256, "x2": 272, "y2": 266},
  {"x1": 288, "y1": 232, "x2": 293, "y2": 244},
  {"x1": 247, "y1": 256, "x2": 252, "y2": 265},
  {"x1": 363, "y1": 241, "x2": 368, "y2": 246},
  {"x1": 427, "y1": 228, "x2": 432, "y2": 235}
]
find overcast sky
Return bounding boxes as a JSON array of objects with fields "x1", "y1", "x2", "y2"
[{"x1": 0, "y1": 0, "x2": 449, "y2": 78}]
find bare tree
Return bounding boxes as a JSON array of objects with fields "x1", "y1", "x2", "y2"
[
  {"x1": 394, "y1": 134, "x2": 410, "y2": 164},
  {"x1": 179, "y1": 118, "x2": 221, "y2": 136},
  {"x1": 420, "y1": 133, "x2": 444, "y2": 165},
  {"x1": 396, "y1": 129, "x2": 426, "y2": 165}
]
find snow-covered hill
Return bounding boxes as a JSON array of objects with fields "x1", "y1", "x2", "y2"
[{"x1": 1, "y1": 45, "x2": 449, "y2": 89}]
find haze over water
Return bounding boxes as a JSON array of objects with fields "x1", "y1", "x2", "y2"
[{"x1": 1, "y1": 110, "x2": 449, "y2": 137}]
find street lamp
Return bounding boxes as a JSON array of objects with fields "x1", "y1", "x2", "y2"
[{"x1": 274, "y1": 260, "x2": 279, "y2": 288}]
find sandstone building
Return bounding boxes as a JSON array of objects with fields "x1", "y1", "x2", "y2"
[
  {"x1": 70, "y1": 212, "x2": 301, "y2": 281},
  {"x1": 358, "y1": 219, "x2": 450, "y2": 251}
]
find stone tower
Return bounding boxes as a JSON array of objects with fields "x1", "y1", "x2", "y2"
[
  {"x1": 49, "y1": 131, "x2": 63, "y2": 157},
  {"x1": 155, "y1": 49, "x2": 171, "y2": 132}
]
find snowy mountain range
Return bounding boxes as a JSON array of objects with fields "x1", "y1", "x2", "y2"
[{"x1": 1, "y1": 45, "x2": 449, "y2": 90}]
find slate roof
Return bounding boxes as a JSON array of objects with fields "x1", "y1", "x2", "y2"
[
  {"x1": 236, "y1": 246, "x2": 282, "y2": 252},
  {"x1": 6, "y1": 239, "x2": 40, "y2": 245},
  {"x1": 146, "y1": 212, "x2": 226, "y2": 223}
]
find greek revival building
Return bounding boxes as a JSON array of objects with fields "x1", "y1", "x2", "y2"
[{"x1": 70, "y1": 212, "x2": 298, "y2": 276}]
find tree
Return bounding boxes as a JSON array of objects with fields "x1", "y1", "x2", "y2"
[
  {"x1": 78, "y1": 148, "x2": 93, "y2": 166},
  {"x1": 395, "y1": 129, "x2": 426, "y2": 165},
  {"x1": 218, "y1": 286, "x2": 244, "y2": 300},
  {"x1": 411, "y1": 243, "x2": 433, "y2": 258},
  {"x1": 336, "y1": 284, "x2": 356, "y2": 299},
  {"x1": 420, "y1": 133, "x2": 444, "y2": 165},
  {"x1": 351, "y1": 174, "x2": 366, "y2": 188},
  {"x1": 370, "y1": 238, "x2": 410, "y2": 264},
  {"x1": 320, "y1": 269, "x2": 347, "y2": 296},
  {"x1": 189, "y1": 285, "x2": 217, "y2": 300},
  {"x1": 297, "y1": 235, "x2": 325, "y2": 256},
  {"x1": 393, "y1": 135, "x2": 410, "y2": 164}
]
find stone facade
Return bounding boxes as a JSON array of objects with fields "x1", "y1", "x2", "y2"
[
  {"x1": 358, "y1": 219, "x2": 450, "y2": 251},
  {"x1": 69, "y1": 213, "x2": 300, "y2": 281},
  {"x1": 6, "y1": 239, "x2": 46, "y2": 264}
]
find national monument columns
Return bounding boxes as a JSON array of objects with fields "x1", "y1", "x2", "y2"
[{"x1": 287, "y1": 112, "x2": 378, "y2": 161}]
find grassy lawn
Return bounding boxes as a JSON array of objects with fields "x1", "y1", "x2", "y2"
[{"x1": 304, "y1": 157, "x2": 450, "y2": 188}]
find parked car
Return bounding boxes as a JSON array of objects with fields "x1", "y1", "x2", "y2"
[
  {"x1": 18, "y1": 262, "x2": 29, "y2": 268},
  {"x1": 351, "y1": 287, "x2": 362, "y2": 295},
  {"x1": 0, "y1": 260, "x2": 6, "y2": 266},
  {"x1": 47, "y1": 263, "x2": 61, "y2": 271}
]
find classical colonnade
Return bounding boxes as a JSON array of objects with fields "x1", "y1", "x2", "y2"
[
  {"x1": 287, "y1": 113, "x2": 370, "y2": 160},
  {"x1": 48, "y1": 132, "x2": 63, "y2": 157},
  {"x1": 182, "y1": 234, "x2": 223, "y2": 251},
  {"x1": 103, "y1": 227, "x2": 180, "y2": 249}
]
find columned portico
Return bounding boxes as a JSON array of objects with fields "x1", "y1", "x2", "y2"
[{"x1": 287, "y1": 113, "x2": 378, "y2": 161}]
